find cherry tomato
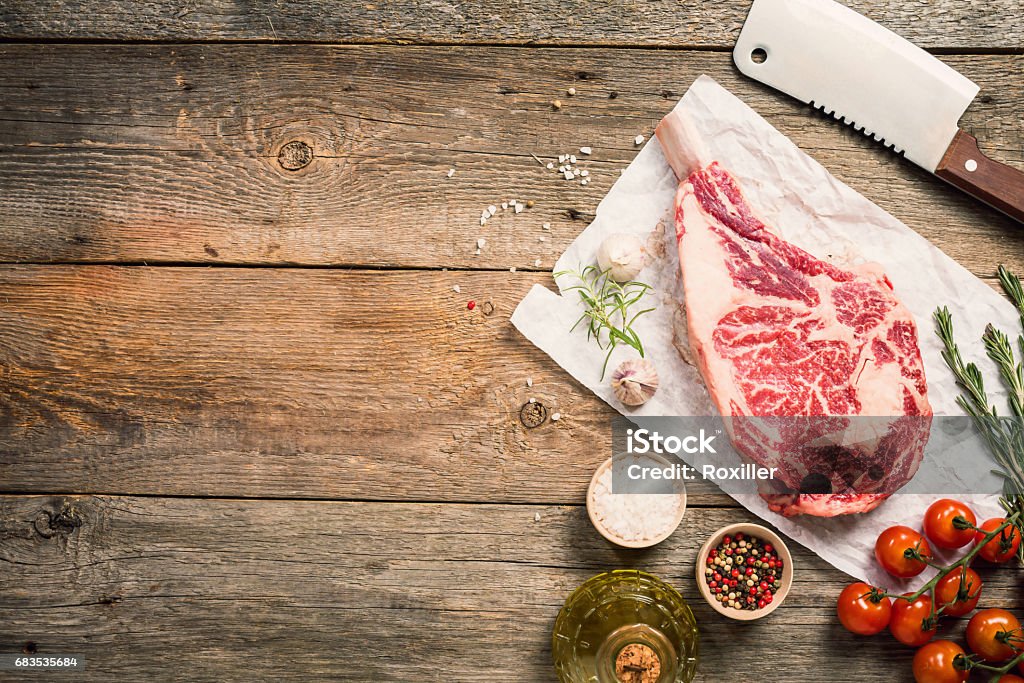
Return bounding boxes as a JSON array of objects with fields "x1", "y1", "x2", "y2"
[
  {"x1": 912, "y1": 640, "x2": 969, "y2": 683},
  {"x1": 890, "y1": 593, "x2": 938, "y2": 647},
  {"x1": 876, "y1": 525, "x2": 932, "y2": 578},
  {"x1": 934, "y1": 567, "x2": 982, "y2": 618},
  {"x1": 996, "y1": 676, "x2": 1024, "y2": 683},
  {"x1": 924, "y1": 499, "x2": 977, "y2": 549},
  {"x1": 966, "y1": 608, "x2": 1023, "y2": 662},
  {"x1": 975, "y1": 519, "x2": 1022, "y2": 564},
  {"x1": 837, "y1": 582, "x2": 892, "y2": 636}
]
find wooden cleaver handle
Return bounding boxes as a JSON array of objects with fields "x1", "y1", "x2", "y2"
[{"x1": 935, "y1": 129, "x2": 1024, "y2": 224}]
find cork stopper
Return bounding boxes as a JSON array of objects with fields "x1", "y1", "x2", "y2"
[{"x1": 614, "y1": 643, "x2": 661, "y2": 683}]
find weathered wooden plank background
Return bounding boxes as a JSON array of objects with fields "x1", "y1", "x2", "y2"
[
  {"x1": 3, "y1": 496, "x2": 1022, "y2": 681},
  {"x1": 1, "y1": 2, "x2": 1022, "y2": 682},
  {"x1": 0, "y1": 0, "x2": 1021, "y2": 48},
  {"x1": 0, "y1": 46, "x2": 1021, "y2": 270}
]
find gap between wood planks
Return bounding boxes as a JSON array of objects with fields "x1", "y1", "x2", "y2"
[
  {"x1": 0, "y1": 489, "x2": 740, "y2": 507},
  {"x1": 0, "y1": 40, "x2": 1021, "y2": 57}
]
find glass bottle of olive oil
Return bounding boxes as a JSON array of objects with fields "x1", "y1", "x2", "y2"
[{"x1": 552, "y1": 570, "x2": 699, "y2": 683}]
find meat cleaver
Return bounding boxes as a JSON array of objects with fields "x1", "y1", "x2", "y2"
[{"x1": 733, "y1": 0, "x2": 1024, "y2": 224}]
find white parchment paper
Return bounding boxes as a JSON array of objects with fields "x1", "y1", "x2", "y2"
[{"x1": 511, "y1": 75, "x2": 1020, "y2": 588}]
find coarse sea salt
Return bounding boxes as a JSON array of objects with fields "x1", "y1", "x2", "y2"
[{"x1": 589, "y1": 465, "x2": 682, "y2": 543}]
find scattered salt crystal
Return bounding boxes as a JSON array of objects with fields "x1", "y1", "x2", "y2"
[
  {"x1": 567, "y1": 87, "x2": 576, "y2": 96},
  {"x1": 534, "y1": 258, "x2": 542, "y2": 267},
  {"x1": 477, "y1": 238, "x2": 487, "y2": 249},
  {"x1": 418, "y1": 397, "x2": 423, "y2": 402},
  {"x1": 453, "y1": 285, "x2": 461, "y2": 293},
  {"x1": 539, "y1": 235, "x2": 546, "y2": 242},
  {"x1": 564, "y1": 170, "x2": 575, "y2": 180},
  {"x1": 634, "y1": 134, "x2": 645, "y2": 145},
  {"x1": 580, "y1": 169, "x2": 589, "y2": 177},
  {"x1": 510, "y1": 199, "x2": 518, "y2": 205},
  {"x1": 447, "y1": 168, "x2": 455, "y2": 178},
  {"x1": 528, "y1": 397, "x2": 536, "y2": 403},
  {"x1": 526, "y1": 377, "x2": 533, "y2": 387},
  {"x1": 551, "y1": 412, "x2": 561, "y2": 421},
  {"x1": 475, "y1": 248, "x2": 481, "y2": 255},
  {"x1": 542, "y1": 222, "x2": 551, "y2": 230},
  {"x1": 501, "y1": 202, "x2": 508, "y2": 210},
  {"x1": 581, "y1": 179, "x2": 589, "y2": 186},
  {"x1": 534, "y1": 512, "x2": 541, "y2": 522},
  {"x1": 479, "y1": 216, "x2": 487, "y2": 226},
  {"x1": 546, "y1": 162, "x2": 554, "y2": 169},
  {"x1": 570, "y1": 155, "x2": 577, "y2": 164},
  {"x1": 510, "y1": 266, "x2": 517, "y2": 273},
  {"x1": 579, "y1": 146, "x2": 592, "y2": 155},
  {"x1": 558, "y1": 155, "x2": 567, "y2": 163},
  {"x1": 514, "y1": 203, "x2": 524, "y2": 214},
  {"x1": 558, "y1": 165, "x2": 566, "y2": 173},
  {"x1": 487, "y1": 205, "x2": 497, "y2": 216}
]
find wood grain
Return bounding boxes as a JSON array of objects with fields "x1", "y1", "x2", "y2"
[
  {"x1": 936, "y1": 129, "x2": 1024, "y2": 224},
  {"x1": 0, "y1": 265, "x2": 1011, "y2": 502},
  {"x1": 0, "y1": 0, "x2": 1021, "y2": 49},
  {"x1": 0, "y1": 45, "x2": 1021, "y2": 275},
  {"x1": 0, "y1": 265, "x2": 698, "y2": 502},
  {"x1": 3, "y1": 495, "x2": 1021, "y2": 682}
]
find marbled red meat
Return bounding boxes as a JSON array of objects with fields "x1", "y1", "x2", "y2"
[{"x1": 659, "y1": 158, "x2": 931, "y2": 517}]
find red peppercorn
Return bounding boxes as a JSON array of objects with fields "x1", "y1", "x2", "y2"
[
  {"x1": 706, "y1": 557, "x2": 714, "y2": 565},
  {"x1": 764, "y1": 544, "x2": 773, "y2": 553},
  {"x1": 713, "y1": 573, "x2": 721, "y2": 582},
  {"x1": 746, "y1": 557, "x2": 755, "y2": 566},
  {"x1": 759, "y1": 581, "x2": 769, "y2": 591},
  {"x1": 758, "y1": 599, "x2": 767, "y2": 609},
  {"x1": 735, "y1": 533, "x2": 745, "y2": 541},
  {"x1": 723, "y1": 536, "x2": 732, "y2": 545},
  {"x1": 709, "y1": 581, "x2": 718, "y2": 589},
  {"x1": 709, "y1": 549, "x2": 718, "y2": 558},
  {"x1": 467, "y1": 300, "x2": 476, "y2": 310},
  {"x1": 745, "y1": 567, "x2": 753, "y2": 576},
  {"x1": 724, "y1": 548, "x2": 733, "y2": 556}
]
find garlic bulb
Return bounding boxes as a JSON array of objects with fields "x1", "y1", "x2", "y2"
[
  {"x1": 611, "y1": 358, "x2": 659, "y2": 406},
  {"x1": 596, "y1": 233, "x2": 646, "y2": 283}
]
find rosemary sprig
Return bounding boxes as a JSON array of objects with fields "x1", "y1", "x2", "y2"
[
  {"x1": 555, "y1": 265, "x2": 655, "y2": 379},
  {"x1": 934, "y1": 266, "x2": 1024, "y2": 555}
]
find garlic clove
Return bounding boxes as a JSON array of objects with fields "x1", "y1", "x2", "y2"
[
  {"x1": 596, "y1": 233, "x2": 646, "y2": 283},
  {"x1": 610, "y1": 358, "x2": 659, "y2": 406}
]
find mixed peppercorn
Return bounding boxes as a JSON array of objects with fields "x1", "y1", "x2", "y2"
[{"x1": 703, "y1": 532, "x2": 783, "y2": 611}]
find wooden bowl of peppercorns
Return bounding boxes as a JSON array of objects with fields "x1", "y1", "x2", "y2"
[{"x1": 695, "y1": 522, "x2": 794, "y2": 621}]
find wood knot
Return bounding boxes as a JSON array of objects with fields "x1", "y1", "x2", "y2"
[
  {"x1": 34, "y1": 500, "x2": 84, "y2": 539},
  {"x1": 519, "y1": 401, "x2": 547, "y2": 428},
  {"x1": 278, "y1": 141, "x2": 314, "y2": 171},
  {"x1": 23, "y1": 642, "x2": 38, "y2": 655}
]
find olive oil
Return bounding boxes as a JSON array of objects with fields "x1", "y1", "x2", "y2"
[{"x1": 552, "y1": 570, "x2": 699, "y2": 683}]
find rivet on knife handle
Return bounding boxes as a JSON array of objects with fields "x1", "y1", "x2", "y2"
[{"x1": 935, "y1": 130, "x2": 1024, "y2": 224}]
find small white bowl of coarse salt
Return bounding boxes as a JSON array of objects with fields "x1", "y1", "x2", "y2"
[{"x1": 586, "y1": 455, "x2": 687, "y2": 548}]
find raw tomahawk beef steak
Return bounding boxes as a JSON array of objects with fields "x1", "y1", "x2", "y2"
[{"x1": 666, "y1": 161, "x2": 932, "y2": 517}]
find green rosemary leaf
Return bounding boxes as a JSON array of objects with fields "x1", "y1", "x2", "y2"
[
  {"x1": 936, "y1": 265, "x2": 1024, "y2": 527},
  {"x1": 555, "y1": 266, "x2": 655, "y2": 380}
]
